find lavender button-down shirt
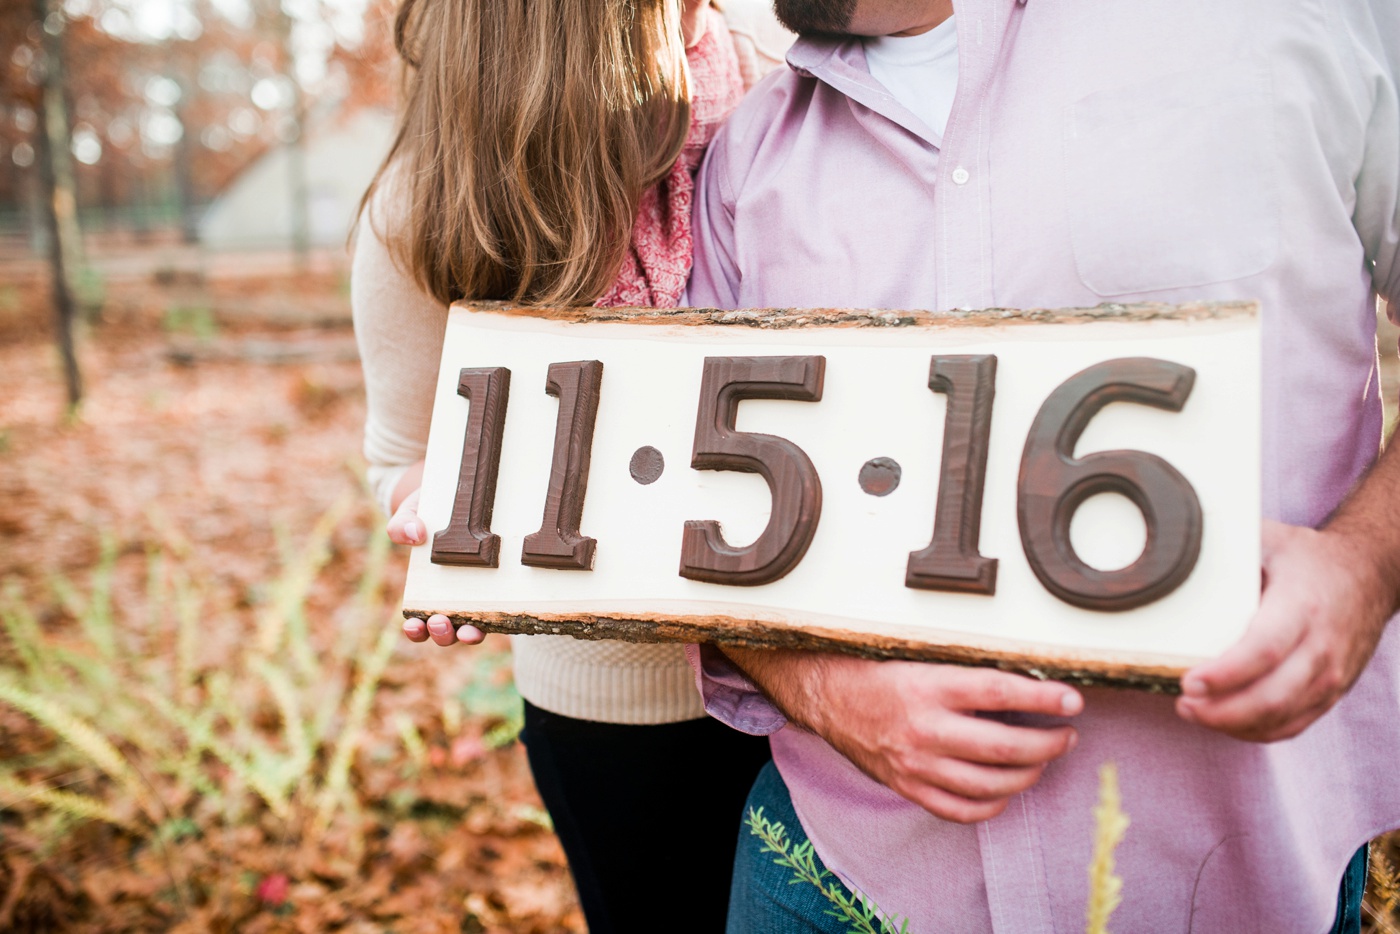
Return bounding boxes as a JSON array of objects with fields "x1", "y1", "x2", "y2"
[{"x1": 684, "y1": 1, "x2": 1400, "y2": 931}]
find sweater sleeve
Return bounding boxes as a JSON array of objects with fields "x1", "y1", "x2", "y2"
[{"x1": 350, "y1": 200, "x2": 449, "y2": 515}]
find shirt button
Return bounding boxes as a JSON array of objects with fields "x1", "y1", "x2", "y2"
[{"x1": 951, "y1": 166, "x2": 971, "y2": 185}]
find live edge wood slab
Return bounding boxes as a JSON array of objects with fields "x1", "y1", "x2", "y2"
[
  {"x1": 403, "y1": 300, "x2": 1263, "y2": 693},
  {"x1": 402, "y1": 608, "x2": 1192, "y2": 692}
]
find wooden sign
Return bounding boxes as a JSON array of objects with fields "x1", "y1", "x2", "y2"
[{"x1": 403, "y1": 302, "x2": 1261, "y2": 689}]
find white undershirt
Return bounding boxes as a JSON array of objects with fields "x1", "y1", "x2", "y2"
[{"x1": 863, "y1": 16, "x2": 960, "y2": 138}]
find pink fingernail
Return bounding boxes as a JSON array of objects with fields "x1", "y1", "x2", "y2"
[
  {"x1": 405, "y1": 520, "x2": 422, "y2": 544},
  {"x1": 1182, "y1": 678, "x2": 1206, "y2": 697},
  {"x1": 1066, "y1": 731, "x2": 1078, "y2": 750}
]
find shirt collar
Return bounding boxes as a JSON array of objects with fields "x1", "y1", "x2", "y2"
[{"x1": 785, "y1": 35, "x2": 942, "y2": 146}]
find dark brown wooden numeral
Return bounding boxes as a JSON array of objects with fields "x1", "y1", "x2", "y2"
[
  {"x1": 521, "y1": 361, "x2": 604, "y2": 570},
  {"x1": 431, "y1": 367, "x2": 510, "y2": 567},
  {"x1": 680, "y1": 356, "x2": 824, "y2": 586},
  {"x1": 1017, "y1": 358, "x2": 1202, "y2": 611},
  {"x1": 906, "y1": 355, "x2": 999, "y2": 595}
]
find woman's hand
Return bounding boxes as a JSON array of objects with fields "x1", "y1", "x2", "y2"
[
  {"x1": 402, "y1": 612, "x2": 483, "y2": 647},
  {"x1": 387, "y1": 471, "x2": 485, "y2": 648},
  {"x1": 681, "y1": 0, "x2": 709, "y2": 47}
]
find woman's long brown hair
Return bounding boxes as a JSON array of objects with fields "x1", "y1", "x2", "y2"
[{"x1": 359, "y1": 0, "x2": 692, "y2": 307}]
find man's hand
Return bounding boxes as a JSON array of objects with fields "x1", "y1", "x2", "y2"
[
  {"x1": 723, "y1": 648, "x2": 1082, "y2": 823},
  {"x1": 1177, "y1": 520, "x2": 1395, "y2": 742}
]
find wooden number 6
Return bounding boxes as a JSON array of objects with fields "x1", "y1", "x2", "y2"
[
  {"x1": 1017, "y1": 358, "x2": 1203, "y2": 611},
  {"x1": 679, "y1": 356, "x2": 825, "y2": 586}
]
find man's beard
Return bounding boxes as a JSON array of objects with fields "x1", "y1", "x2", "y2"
[{"x1": 772, "y1": 0, "x2": 856, "y2": 34}]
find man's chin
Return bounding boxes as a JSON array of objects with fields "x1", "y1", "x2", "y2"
[{"x1": 773, "y1": 0, "x2": 856, "y2": 35}]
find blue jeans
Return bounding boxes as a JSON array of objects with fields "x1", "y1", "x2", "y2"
[
  {"x1": 728, "y1": 761, "x2": 1368, "y2": 934},
  {"x1": 1335, "y1": 843, "x2": 1368, "y2": 934},
  {"x1": 727, "y1": 761, "x2": 856, "y2": 934}
]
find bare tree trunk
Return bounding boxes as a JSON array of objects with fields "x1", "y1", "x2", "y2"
[
  {"x1": 168, "y1": 31, "x2": 199, "y2": 245},
  {"x1": 280, "y1": 27, "x2": 310, "y2": 266},
  {"x1": 33, "y1": 0, "x2": 82, "y2": 407},
  {"x1": 271, "y1": 0, "x2": 310, "y2": 267},
  {"x1": 285, "y1": 94, "x2": 311, "y2": 267},
  {"x1": 252, "y1": 0, "x2": 310, "y2": 266}
]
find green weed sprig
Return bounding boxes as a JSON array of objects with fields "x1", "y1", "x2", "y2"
[{"x1": 745, "y1": 806, "x2": 910, "y2": 934}]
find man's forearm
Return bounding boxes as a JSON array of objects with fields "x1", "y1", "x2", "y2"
[{"x1": 1322, "y1": 429, "x2": 1400, "y2": 617}]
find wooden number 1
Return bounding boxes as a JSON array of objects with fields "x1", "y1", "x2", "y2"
[
  {"x1": 680, "y1": 356, "x2": 825, "y2": 586},
  {"x1": 521, "y1": 361, "x2": 604, "y2": 570},
  {"x1": 906, "y1": 355, "x2": 999, "y2": 595},
  {"x1": 431, "y1": 367, "x2": 510, "y2": 567}
]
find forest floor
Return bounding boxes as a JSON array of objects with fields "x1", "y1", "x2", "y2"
[
  {"x1": 2, "y1": 250, "x2": 1400, "y2": 933},
  {"x1": 0, "y1": 255, "x2": 585, "y2": 933}
]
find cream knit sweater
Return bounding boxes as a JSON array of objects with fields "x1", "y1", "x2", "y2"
[{"x1": 351, "y1": 3, "x2": 791, "y2": 725}]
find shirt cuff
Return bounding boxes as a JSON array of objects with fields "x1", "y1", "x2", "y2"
[{"x1": 684, "y1": 643, "x2": 788, "y2": 735}]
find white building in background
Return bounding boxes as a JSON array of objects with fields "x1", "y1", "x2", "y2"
[{"x1": 198, "y1": 106, "x2": 395, "y2": 251}]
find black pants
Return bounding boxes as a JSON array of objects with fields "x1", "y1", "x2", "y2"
[{"x1": 521, "y1": 700, "x2": 772, "y2": 934}]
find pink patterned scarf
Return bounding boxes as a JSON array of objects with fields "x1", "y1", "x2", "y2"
[{"x1": 597, "y1": 8, "x2": 744, "y2": 309}]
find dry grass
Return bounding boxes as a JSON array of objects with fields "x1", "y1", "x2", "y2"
[{"x1": 1085, "y1": 763, "x2": 1128, "y2": 934}]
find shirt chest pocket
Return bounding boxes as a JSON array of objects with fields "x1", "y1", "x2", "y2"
[{"x1": 1062, "y1": 61, "x2": 1279, "y2": 297}]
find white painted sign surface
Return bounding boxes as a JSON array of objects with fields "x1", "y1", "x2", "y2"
[{"x1": 402, "y1": 302, "x2": 1261, "y2": 686}]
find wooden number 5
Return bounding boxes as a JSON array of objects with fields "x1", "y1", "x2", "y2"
[
  {"x1": 680, "y1": 356, "x2": 825, "y2": 586},
  {"x1": 1017, "y1": 358, "x2": 1203, "y2": 611}
]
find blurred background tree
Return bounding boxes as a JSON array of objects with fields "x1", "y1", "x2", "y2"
[{"x1": 0, "y1": 0, "x2": 397, "y2": 265}]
